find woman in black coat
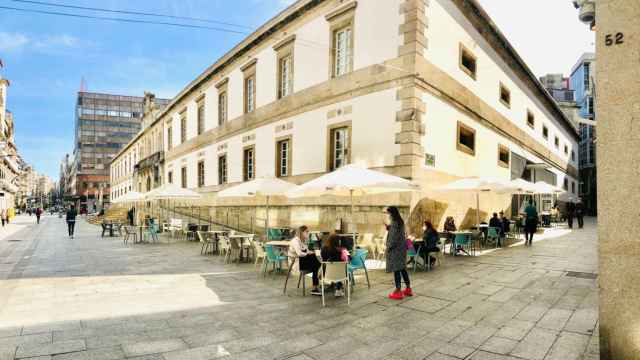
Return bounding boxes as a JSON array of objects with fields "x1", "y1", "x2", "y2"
[{"x1": 385, "y1": 206, "x2": 411, "y2": 300}]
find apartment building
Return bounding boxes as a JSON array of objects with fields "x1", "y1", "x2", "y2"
[{"x1": 111, "y1": 0, "x2": 579, "y2": 232}]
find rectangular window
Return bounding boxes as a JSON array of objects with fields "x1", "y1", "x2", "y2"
[
  {"x1": 564, "y1": 145, "x2": 569, "y2": 155},
  {"x1": 167, "y1": 125, "x2": 173, "y2": 150},
  {"x1": 218, "y1": 92, "x2": 227, "y2": 125},
  {"x1": 526, "y1": 110, "x2": 535, "y2": 129},
  {"x1": 498, "y1": 145, "x2": 510, "y2": 168},
  {"x1": 244, "y1": 76, "x2": 256, "y2": 113},
  {"x1": 276, "y1": 138, "x2": 291, "y2": 177},
  {"x1": 181, "y1": 167, "x2": 187, "y2": 188},
  {"x1": 456, "y1": 121, "x2": 476, "y2": 156},
  {"x1": 218, "y1": 154, "x2": 227, "y2": 185},
  {"x1": 278, "y1": 55, "x2": 293, "y2": 99},
  {"x1": 571, "y1": 151, "x2": 575, "y2": 162},
  {"x1": 180, "y1": 112, "x2": 187, "y2": 144},
  {"x1": 499, "y1": 83, "x2": 511, "y2": 108},
  {"x1": 332, "y1": 25, "x2": 353, "y2": 77},
  {"x1": 459, "y1": 44, "x2": 477, "y2": 80},
  {"x1": 197, "y1": 100, "x2": 205, "y2": 135},
  {"x1": 243, "y1": 146, "x2": 255, "y2": 181},
  {"x1": 329, "y1": 126, "x2": 350, "y2": 170},
  {"x1": 587, "y1": 96, "x2": 594, "y2": 116},
  {"x1": 563, "y1": 178, "x2": 569, "y2": 191},
  {"x1": 572, "y1": 181, "x2": 576, "y2": 194},
  {"x1": 197, "y1": 160, "x2": 205, "y2": 188},
  {"x1": 554, "y1": 136, "x2": 560, "y2": 148},
  {"x1": 542, "y1": 125, "x2": 549, "y2": 139}
]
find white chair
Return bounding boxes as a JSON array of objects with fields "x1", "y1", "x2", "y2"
[
  {"x1": 218, "y1": 236, "x2": 231, "y2": 261},
  {"x1": 320, "y1": 261, "x2": 350, "y2": 307},
  {"x1": 359, "y1": 233, "x2": 375, "y2": 254},
  {"x1": 253, "y1": 241, "x2": 266, "y2": 271}
]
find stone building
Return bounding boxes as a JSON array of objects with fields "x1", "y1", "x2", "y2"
[{"x1": 111, "y1": 0, "x2": 579, "y2": 234}]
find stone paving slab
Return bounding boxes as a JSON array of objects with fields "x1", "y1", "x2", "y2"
[{"x1": 0, "y1": 216, "x2": 599, "y2": 360}]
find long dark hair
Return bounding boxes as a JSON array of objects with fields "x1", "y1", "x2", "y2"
[
  {"x1": 424, "y1": 220, "x2": 435, "y2": 232},
  {"x1": 386, "y1": 206, "x2": 404, "y2": 226}
]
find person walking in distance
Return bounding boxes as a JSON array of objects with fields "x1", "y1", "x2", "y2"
[
  {"x1": 35, "y1": 207, "x2": 42, "y2": 224},
  {"x1": 575, "y1": 200, "x2": 585, "y2": 229},
  {"x1": 523, "y1": 199, "x2": 538, "y2": 246},
  {"x1": 1, "y1": 209, "x2": 6, "y2": 227},
  {"x1": 385, "y1": 206, "x2": 412, "y2": 300},
  {"x1": 566, "y1": 201, "x2": 576, "y2": 229},
  {"x1": 66, "y1": 205, "x2": 78, "y2": 238}
]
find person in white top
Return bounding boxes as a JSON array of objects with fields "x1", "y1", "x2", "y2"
[{"x1": 288, "y1": 225, "x2": 321, "y2": 295}]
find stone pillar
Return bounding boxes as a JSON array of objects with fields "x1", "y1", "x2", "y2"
[{"x1": 595, "y1": 1, "x2": 640, "y2": 359}]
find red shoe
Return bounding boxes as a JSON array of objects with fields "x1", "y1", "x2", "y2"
[
  {"x1": 388, "y1": 290, "x2": 404, "y2": 300},
  {"x1": 403, "y1": 287, "x2": 413, "y2": 297}
]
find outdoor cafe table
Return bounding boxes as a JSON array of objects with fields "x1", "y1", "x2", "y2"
[
  {"x1": 206, "y1": 230, "x2": 229, "y2": 253},
  {"x1": 229, "y1": 234, "x2": 255, "y2": 261}
]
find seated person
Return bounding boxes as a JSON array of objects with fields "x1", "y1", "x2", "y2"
[
  {"x1": 499, "y1": 211, "x2": 510, "y2": 235},
  {"x1": 444, "y1": 216, "x2": 457, "y2": 233},
  {"x1": 288, "y1": 225, "x2": 321, "y2": 296},
  {"x1": 420, "y1": 221, "x2": 440, "y2": 267},
  {"x1": 320, "y1": 234, "x2": 349, "y2": 297},
  {"x1": 489, "y1": 212, "x2": 503, "y2": 246}
]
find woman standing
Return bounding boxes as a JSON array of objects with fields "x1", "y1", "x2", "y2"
[{"x1": 385, "y1": 206, "x2": 412, "y2": 300}]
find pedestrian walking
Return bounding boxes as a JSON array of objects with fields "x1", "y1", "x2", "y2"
[
  {"x1": 127, "y1": 207, "x2": 135, "y2": 226},
  {"x1": 66, "y1": 205, "x2": 78, "y2": 238},
  {"x1": 35, "y1": 207, "x2": 42, "y2": 224},
  {"x1": 385, "y1": 206, "x2": 412, "y2": 300},
  {"x1": 523, "y1": 199, "x2": 538, "y2": 246},
  {"x1": 576, "y1": 200, "x2": 585, "y2": 229},
  {"x1": 1, "y1": 209, "x2": 6, "y2": 227},
  {"x1": 566, "y1": 201, "x2": 575, "y2": 229}
]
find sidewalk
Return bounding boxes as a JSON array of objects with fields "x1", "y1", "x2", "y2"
[{"x1": 0, "y1": 216, "x2": 599, "y2": 360}]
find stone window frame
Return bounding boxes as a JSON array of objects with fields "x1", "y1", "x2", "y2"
[
  {"x1": 459, "y1": 43, "x2": 477, "y2": 80},
  {"x1": 241, "y1": 59, "x2": 257, "y2": 114},
  {"x1": 243, "y1": 144, "x2": 256, "y2": 181},
  {"x1": 218, "y1": 153, "x2": 228, "y2": 185},
  {"x1": 273, "y1": 35, "x2": 295, "y2": 99},
  {"x1": 326, "y1": 2, "x2": 357, "y2": 79},
  {"x1": 498, "y1": 144, "x2": 510, "y2": 168},
  {"x1": 216, "y1": 78, "x2": 229, "y2": 126},
  {"x1": 456, "y1": 121, "x2": 476, "y2": 156},
  {"x1": 526, "y1": 109, "x2": 535, "y2": 129},
  {"x1": 499, "y1": 82, "x2": 511, "y2": 108},
  {"x1": 275, "y1": 135, "x2": 292, "y2": 178},
  {"x1": 197, "y1": 160, "x2": 205, "y2": 188},
  {"x1": 180, "y1": 166, "x2": 187, "y2": 189},
  {"x1": 179, "y1": 108, "x2": 187, "y2": 144},
  {"x1": 542, "y1": 124, "x2": 549, "y2": 140},
  {"x1": 196, "y1": 94, "x2": 205, "y2": 136},
  {"x1": 326, "y1": 120, "x2": 352, "y2": 172}
]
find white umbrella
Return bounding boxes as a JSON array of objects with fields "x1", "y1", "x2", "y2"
[
  {"x1": 146, "y1": 184, "x2": 203, "y2": 226},
  {"x1": 437, "y1": 177, "x2": 518, "y2": 227},
  {"x1": 112, "y1": 191, "x2": 145, "y2": 204},
  {"x1": 217, "y1": 177, "x2": 298, "y2": 237},
  {"x1": 287, "y1": 164, "x2": 419, "y2": 245},
  {"x1": 510, "y1": 178, "x2": 537, "y2": 194},
  {"x1": 533, "y1": 181, "x2": 564, "y2": 195}
]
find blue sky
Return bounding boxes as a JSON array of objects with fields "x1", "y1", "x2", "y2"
[{"x1": 0, "y1": 0, "x2": 592, "y2": 180}]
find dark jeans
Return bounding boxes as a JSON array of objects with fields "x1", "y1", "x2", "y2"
[
  {"x1": 36, "y1": 215, "x2": 40, "y2": 224},
  {"x1": 393, "y1": 269, "x2": 410, "y2": 289},
  {"x1": 67, "y1": 221, "x2": 75, "y2": 236},
  {"x1": 1, "y1": 219, "x2": 5, "y2": 227},
  {"x1": 567, "y1": 214, "x2": 574, "y2": 228},
  {"x1": 524, "y1": 218, "x2": 537, "y2": 245},
  {"x1": 577, "y1": 215, "x2": 584, "y2": 228},
  {"x1": 299, "y1": 254, "x2": 320, "y2": 287}
]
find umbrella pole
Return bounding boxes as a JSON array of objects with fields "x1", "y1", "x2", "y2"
[
  {"x1": 266, "y1": 196, "x2": 270, "y2": 240},
  {"x1": 476, "y1": 192, "x2": 480, "y2": 229},
  {"x1": 351, "y1": 189, "x2": 355, "y2": 250}
]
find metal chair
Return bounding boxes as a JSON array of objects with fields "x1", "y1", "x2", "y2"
[
  {"x1": 264, "y1": 244, "x2": 287, "y2": 277},
  {"x1": 348, "y1": 248, "x2": 370, "y2": 288},
  {"x1": 487, "y1": 227, "x2": 501, "y2": 248}
]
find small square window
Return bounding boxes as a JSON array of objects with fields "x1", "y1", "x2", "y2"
[
  {"x1": 457, "y1": 122, "x2": 475, "y2": 156},
  {"x1": 498, "y1": 145, "x2": 510, "y2": 168},
  {"x1": 499, "y1": 83, "x2": 511, "y2": 108},
  {"x1": 459, "y1": 44, "x2": 477, "y2": 80},
  {"x1": 542, "y1": 125, "x2": 549, "y2": 139},
  {"x1": 526, "y1": 110, "x2": 535, "y2": 129}
]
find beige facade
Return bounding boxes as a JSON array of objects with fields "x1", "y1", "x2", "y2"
[{"x1": 111, "y1": 0, "x2": 579, "y2": 234}]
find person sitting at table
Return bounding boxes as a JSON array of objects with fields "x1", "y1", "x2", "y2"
[
  {"x1": 288, "y1": 225, "x2": 321, "y2": 296},
  {"x1": 489, "y1": 212, "x2": 503, "y2": 246},
  {"x1": 420, "y1": 221, "x2": 440, "y2": 268},
  {"x1": 320, "y1": 234, "x2": 349, "y2": 297},
  {"x1": 499, "y1": 211, "x2": 510, "y2": 236}
]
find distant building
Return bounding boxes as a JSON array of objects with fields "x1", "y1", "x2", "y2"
[
  {"x1": 0, "y1": 70, "x2": 22, "y2": 211},
  {"x1": 570, "y1": 52, "x2": 596, "y2": 214},
  {"x1": 71, "y1": 92, "x2": 169, "y2": 212}
]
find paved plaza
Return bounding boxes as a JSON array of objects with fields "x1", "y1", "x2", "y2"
[{"x1": 0, "y1": 215, "x2": 599, "y2": 360}]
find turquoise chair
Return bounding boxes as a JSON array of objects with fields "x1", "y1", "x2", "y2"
[
  {"x1": 263, "y1": 244, "x2": 287, "y2": 277},
  {"x1": 348, "y1": 248, "x2": 370, "y2": 289},
  {"x1": 407, "y1": 243, "x2": 424, "y2": 272},
  {"x1": 487, "y1": 227, "x2": 501, "y2": 248},
  {"x1": 454, "y1": 233, "x2": 474, "y2": 256},
  {"x1": 267, "y1": 228, "x2": 282, "y2": 241}
]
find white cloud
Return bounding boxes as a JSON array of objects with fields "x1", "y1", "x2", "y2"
[
  {"x1": 0, "y1": 32, "x2": 29, "y2": 52},
  {"x1": 0, "y1": 32, "x2": 81, "y2": 53}
]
